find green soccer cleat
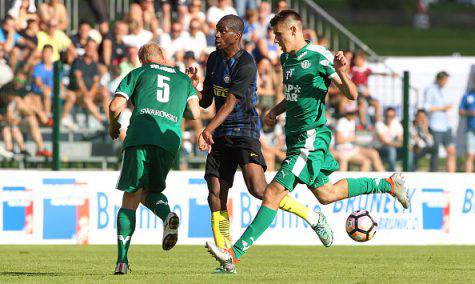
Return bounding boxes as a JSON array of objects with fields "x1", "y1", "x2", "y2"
[
  {"x1": 311, "y1": 211, "x2": 333, "y2": 247},
  {"x1": 114, "y1": 262, "x2": 129, "y2": 275},
  {"x1": 388, "y1": 173, "x2": 410, "y2": 209},
  {"x1": 162, "y1": 212, "x2": 180, "y2": 251},
  {"x1": 205, "y1": 241, "x2": 236, "y2": 273}
]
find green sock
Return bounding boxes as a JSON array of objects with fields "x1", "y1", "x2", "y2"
[
  {"x1": 232, "y1": 205, "x2": 277, "y2": 260},
  {"x1": 143, "y1": 192, "x2": 171, "y2": 221},
  {"x1": 347, "y1": 177, "x2": 392, "y2": 198},
  {"x1": 117, "y1": 208, "x2": 136, "y2": 264}
]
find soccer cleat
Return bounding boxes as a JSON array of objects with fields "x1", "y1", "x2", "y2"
[
  {"x1": 311, "y1": 211, "x2": 333, "y2": 247},
  {"x1": 114, "y1": 262, "x2": 129, "y2": 275},
  {"x1": 213, "y1": 265, "x2": 237, "y2": 274},
  {"x1": 162, "y1": 212, "x2": 180, "y2": 250},
  {"x1": 387, "y1": 173, "x2": 410, "y2": 209},
  {"x1": 205, "y1": 241, "x2": 236, "y2": 273}
]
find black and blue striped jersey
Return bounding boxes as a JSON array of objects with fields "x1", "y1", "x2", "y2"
[{"x1": 203, "y1": 49, "x2": 260, "y2": 139}]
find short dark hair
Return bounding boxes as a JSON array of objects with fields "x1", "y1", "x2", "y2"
[
  {"x1": 43, "y1": 44, "x2": 53, "y2": 51},
  {"x1": 218, "y1": 14, "x2": 244, "y2": 35},
  {"x1": 79, "y1": 19, "x2": 91, "y2": 27},
  {"x1": 269, "y1": 10, "x2": 302, "y2": 28},
  {"x1": 436, "y1": 71, "x2": 449, "y2": 81},
  {"x1": 416, "y1": 108, "x2": 426, "y2": 116},
  {"x1": 385, "y1": 107, "x2": 396, "y2": 114}
]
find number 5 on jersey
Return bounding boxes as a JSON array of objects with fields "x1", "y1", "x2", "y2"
[{"x1": 157, "y1": 74, "x2": 170, "y2": 103}]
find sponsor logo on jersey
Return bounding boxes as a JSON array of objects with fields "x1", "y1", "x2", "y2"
[
  {"x1": 213, "y1": 84, "x2": 229, "y2": 98},
  {"x1": 140, "y1": 108, "x2": 178, "y2": 123},
  {"x1": 297, "y1": 51, "x2": 307, "y2": 60},
  {"x1": 284, "y1": 84, "x2": 301, "y2": 102},
  {"x1": 301, "y1": 60, "x2": 311, "y2": 69}
]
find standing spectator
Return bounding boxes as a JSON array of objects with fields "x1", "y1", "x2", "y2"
[
  {"x1": 411, "y1": 109, "x2": 435, "y2": 171},
  {"x1": 101, "y1": 21, "x2": 128, "y2": 66},
  {"x1": 8, "y1": 0, "x2": 37, "y2": 30},
  {"x1": 276, "y1": 0, "x2": 288, "y2": 12},
  {"x1": 335, "y1": 104, "x2": 385, "y2": 171},
  {"x1": 459, "y1": 79, "x2": 475, "y2": 172},
  {"x1": 375, "y1": 107, "x2": 403, "y2": 171},
  {"x1": 38, "y1": 0, "x2": 68, "y2": 31},
  {"x1": 65, "y1": 39, "x2": 108, "y2": 128},
  {"x1": 122, "y1": 19, "x2": 153, "y2": 48},
  {"x1": 31, "y1": 44, "x2": 54, "y2": 121},
  {"x1": 233, "y1": 0, "x2": 257, "y2": 18},
  {"x1": 71, "y1": 20, "x2": 93, "y2": 57},
  {"x1": 37, "y1": 18, "x2": 75, "y2": 63},
  {"x1": 85, "y1": 0, "x2": 110, "y2": 35},
  {"x1": 206, "y1": 0, "x2": 237, "y2": 26},
  {"x1": 350, "y1": 50, "x2": 382, "y2": 128},
  {"x1": 423, "y1": 71, "x2": 456, "y2": 172},
  {"x1": 128, "y1": 0, "x2": 161, "y2": 34}
]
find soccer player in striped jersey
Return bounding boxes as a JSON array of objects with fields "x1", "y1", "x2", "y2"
[
  {"x1": 188, "y1": 14, "x2": 332, "y2": 273},
  {"x1": 204, "y1": 10, "x2": 410, "y2": 272}
]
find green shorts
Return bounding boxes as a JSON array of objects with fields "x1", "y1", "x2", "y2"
[
  {"x1": 116, "y1": 145, "x2": 176, "y2": 193},
  {"x1": 274, "y1": 128, "x2": 339, "y2": 191}
]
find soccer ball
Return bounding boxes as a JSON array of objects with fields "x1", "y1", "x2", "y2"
[{"x1": 345, "y1": 210, "x2": 377, "y2": 242}]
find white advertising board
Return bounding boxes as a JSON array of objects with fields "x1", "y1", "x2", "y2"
[{"x1": 0, "y1": 171, "x2": 474, "y2": 245}]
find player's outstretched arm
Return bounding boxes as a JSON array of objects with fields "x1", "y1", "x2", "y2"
[
  {"x1": 331, "y1": 51, "x2": 358, "y2": 101},
  {"x1": 264, "y1": 99, "x2": 286, "y2": 126},
  {"x1": 200, "y1": 93, "x2": 239, "y2": 146},
  {"x1": 184, "y1": 97, "x2": 201, "y2": 120},
  {"x1": 108, "y1": 95, "x2": 127, "y2": 140}
]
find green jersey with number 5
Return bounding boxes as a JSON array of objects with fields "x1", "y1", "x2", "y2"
[
  {"x1": 114, "y1": 63, "x2": 198, "y2": 153},
  {"x1": 281, "y1": 43, "x2": 337, "y2": 136}
]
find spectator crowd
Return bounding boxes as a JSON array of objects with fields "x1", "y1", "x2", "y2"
[{"x1": 0, "y1": 0, "x2": 474, "y2": 172}]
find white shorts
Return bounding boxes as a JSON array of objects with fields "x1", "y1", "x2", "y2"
[{"x1": 468, "y1": 130, "x2": 475, "y2": 155}]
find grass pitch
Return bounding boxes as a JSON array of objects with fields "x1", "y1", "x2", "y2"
[{"x1": 1, "y1": 245, "x2": 474, "y2": 283}]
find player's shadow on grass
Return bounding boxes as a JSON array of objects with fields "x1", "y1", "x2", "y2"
[{"x1": 0, "y1": 272, "x2": 63, "y2": 277}]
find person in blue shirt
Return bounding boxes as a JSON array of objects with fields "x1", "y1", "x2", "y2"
[
  {"x1": 30, "y1": 44, "x2": 54, "y2": 124},
  {"x1": 459, "y1": 76, "x2": 475, "y2": 172},
  {"x1": 423, "y1": 71, "x2": 456, "y2": 172}
]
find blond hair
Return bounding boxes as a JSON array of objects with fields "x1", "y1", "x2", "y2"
[{"x1": 138, "y1": 42, "x2": 165, "y2": 64}]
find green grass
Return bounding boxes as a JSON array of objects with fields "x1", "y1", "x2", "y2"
[
  {"x1": 344, "y1": 23, "x2": 475, "y2": 56},
  {"x1": 1, "y1": 245, "x2": 474, "y2": 282}
]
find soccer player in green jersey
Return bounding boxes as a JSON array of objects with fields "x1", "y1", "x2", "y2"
[
  {"x1": 205, "y1": 10, "x2": 410, "y2": 272},
  {"x1": 108, "y1": 43, "x2": 201, "y2": 274}
]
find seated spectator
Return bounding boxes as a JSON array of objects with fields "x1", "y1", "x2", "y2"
[
  {"x1": 119, "y1": 46, "x2": 140, "y2": 77},
  {"x1": 0, "y1": 49, "x2": 13, "y2": 88},
  {"x1": 37, "y1": 18, "x2": 75, "y2": 63},
  {"x1": 184, "y1": 0, "x2": 207, "y2": 32},
  {"x1": 206, "y1": 0, "x2": 237, "y2": 26},
  {"x1": 242, "y1": 9, "x2": 259, "y2": 43},
  {"x1": 38, "y1": 0, "x2": 68, "y2": 31},
  {"x1": 8, "y1": 0, "x2": 37, "y2": 30},
  {"x1": 101, "y1": 20, "x2": 128, "y2": 66},
  {"x1": 234, "y1": 0, "x2": 257, "y2": 18},
  {"x1": 64, "y1": 39, "x2": 108, "y2": 129},
  {"x1": 254, "y1": 1, "x2": 273, "y2": 39},
  {"x1": 71, "y1": 20, "x2": 93, "y2": 57},
  {"x1": 335, "y1": 104, "x2": 385, "y2": 171},
  {"x1": 128, "y1": 0, "x2": 160, "y2": 35},
  {"x1": 303, "y1": 28, "x2": 318, "y2": 45},
  {"x1": 423, "y1": 71, "x2": 456, "y2": 172},
  {"x1": 187, "y1": 18, "x2": 207, "y2": 59},
  {"x1": 317, "y1": 33, "x2": 329, "y2": 48},
  {"x1": 375, "y1": 107, "x2": 403, "y2": 171},
  {"x1": 459, "y1": 78, "x2": 475, "y2": 172},
  {"x1": 159, "y1": 21, "x2": 190, "y2": 62},
  {"x1": 276, "y1": 0, "x2": 288, "y2": 12},
  {"x1": 0, "y1": 16, "x2": 22, "y2": 56},
  {"x1": 253, "y1": 26, "x2": 280, "y2": 65},
  {"x1": 122, "y1": 19, "x2": 153, "y2": 48},
  {"x1": 257, "y1": 58, "x2": 276, "y2": 110},
  {"x1": 182, "y1": 51, "x2": 204, "y2": 90},
  {"x1": 18, "y1": 18, "x2": 39, "y2": 51},
  {"x1": 411, "y1": 109, "x2": 435, "y2": 171},
  {"x1": 28, "y1": 44, "x2": 54, "y2": 125},
  {"x1": 260, "y1": 109, "x2": 285, "y2": 171}
]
